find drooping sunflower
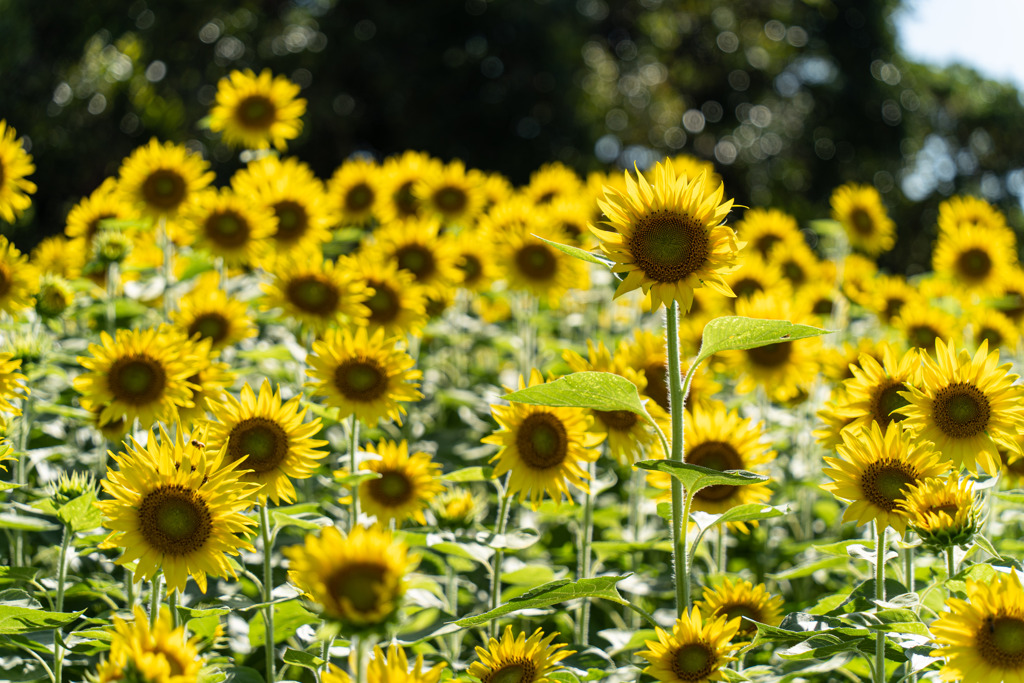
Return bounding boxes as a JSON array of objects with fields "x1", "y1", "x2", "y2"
[
  {"x1": 930, "y1": 570, "x2": 1024, "y2": 683},
  {"x1": 97, "y1": 426, "x2": 260, "y2": 594},
  {"x1": 181, "y1": 188, "x2": 275, "y2": 267},
  {"x1": 829, "y1": 182, "x2": 896, "y2": 256},
  {"x1": 734, "y1": 207, "x2": 804, "y2": 259},
  {"x1": 523, "y1": 161, "x2": 583, "y2": 206},
  {"x1": 933, "y1": 224, "x2": 1016, "y2": 294},
  {"x1": 637, "y1": 606, "x2": 741, "y2": 683},
  {"x1": 892, "y1": 306, "x2": 959, "y2": 352},
  {"x1": 356, "y1": 439, "x2": 443, "y2": 527},
  {"x1": 593, "y1": 162, "x2": 740, "y2": 311},
  {"x1": 328, "y1": 157, "x2": 383, "y2": 227},
  {"x1": 900, "y1": 339, "x2": 1024, "y2": 475},
  {"x1": 344, "y1": 254, "x2": 430, "y2": 338},
  {"x1": 414, "y1": 158, "x2": 486, "y2": 226},
  {"x1": 838, "y1": 344, "x2": 921, "y2": 434},
  {"x1": 493, "y1": 218, "x2": 589, "y2": 305},
  {"x1": 0, "y1": 235, "x2": 38, "y2": 316},
  {"x1": 116, "y1": 138, "x2": 215, "y2": 219},
  {"x1": 321, "y1": 643, "x2": 446, "y2": 683},
  {"x1": 261, "y1": 252, "x2": 370, "y2": 334},
  {"x1": 468, "y1": 626, "x2": 574, "y2": 683},
  {"x1": 937, "y1": 194, "x2": 1009, "y2": 235},
  {"x1": 899, "y1": 475, "x2": 982, "y2": 552},
  {"x1": 364, "y1": 216, "x2": 461, "y2": 299},
  {"x1": 695, "y1": 578, "x2": 785, "y2": 641},
  {"x1": 94, "y1": 605, "x2": 205, "y2": 683},
  {"x1": 376, "y1": 150, "x2": 441, "y2": 225},
  {"x1": 208, "y1": 68, "x2": 306, "y2": 151},
  {"x1": 171, "y1": 273, "x2": 257, "y2": 353},
  {"x1": 0, "y1": 352, "x2": 28, "y2": 415},
  {"x1": 483, "y1": 369, "x2": 604, "y2": 509},
  {"x1": 306, "y1": 326, "x2": 423, "y2": 428},
  {"x1": 206, "y1": 379, "x2": 328, "y2": 505},
  {"x1": 74, "y1": 326, "x2": 197, "y2": 429},
  {"x1": 285, "y1": 524, "x2": 417, "y2": 629},
  {"x1": 0, "y1": 120, "x2": 36, "y2": 224},
  {"x1": 821, "y1": 421, "x2": 950, "y2": 535}
]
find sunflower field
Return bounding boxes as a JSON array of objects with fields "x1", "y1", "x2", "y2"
[{"x1": 4, "y1": 4, "x2": 1024, "y2": 683}]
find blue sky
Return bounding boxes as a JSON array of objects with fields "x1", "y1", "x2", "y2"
[{"x1": 894, "y1": 0, "x2": 1024, "y2": 90}]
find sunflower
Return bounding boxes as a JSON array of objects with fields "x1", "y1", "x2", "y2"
[
  {"x1": 937, "y1": 195, "x2": 1009, "y2": 235},
  {"x1": 230, "y1": 155, "x2": 335, "y2": 260},
  {"x1": 821, "y1": 421, "x2": 950, "y2": 535},
  {"x1": 285, "y1": 524, "x2": 416, "y2": 629},
  {"x1": 839, "y1": 344, "x2": 921, "y2": 434},
  {"x1": 483, "y1": 370, "x2": 603, "y2": 508},
  {"x1": 930, "y1": 570, "x2": 1024, "y2": 683},
  {"x1": 94, "y1": 605, "x2": 205, "y2": 683},
  {"x1": 431, "y1": 487, "x2": 485, "y2": 530},
  {"x1": 668, "y1": 154, "x2": 723, "y2": 196},
  {"x1": 892, "y1": 306, "x2": 959, "y2": 352},
  {"x1": 345, "y1": 253, "x2": 431, "y2": 338},
  {"x1": 306, "y1": 326, "x2": 423, "y2": 428},
  {"x1": 0, "y1": 235, "x2": 38, "y2": 315},
  {"x1": 0, "y1": 120, "x2": 36, "y2": 223},
  {"x1": 364, "y1": 217, "x2": 461, "y2": 298},
  {"x1": 261, "y1": 252, "x2": 370, "y2": 334},
  {"x1": 637, "y1": 606, "x2": 741, "y2": 683},
  {"x1": 175, "y1": 347, "x2": 234, "y2": 427},
  {"x1": 542, "y1": 196, "x2": 596, "y2": 246},
  {"x1": 592, "y1": 161, "x2": 740, "y2": 312},
  {"x1": 933, "y1": 224, "x2": 1016, "y2": 295},
  {"x1": 734, "y1": 207, "x2": 804, "y2": 259},
  {"x1": 414, "y1": 158, "x2": 486, "y2": 226},
  {"x1": 696, "y1": 578, "x2": 785, "y2": 641},
  {"x1": 328, "y1": 157, "x2": 383, "y2": 227},
  {"x1": 356, "y1": 439, "x2": 443, "y2": 527},
  {"x1": 861, "y1": 274, "x2": 920, "y2": 323},
  {"x1": 814, "y1": 390, "x2": 858, "y2": 450},
  {"x1": 322, "y1": 643, "x2": 446, "y2": 683},
  {"x1": 617, "y1": 328, "x2": 721, "y2": 413},
  {"x1": 376, "y1": 150, "x2": 441, "y2": 224},
  {"x1": 208, "y1": 68, "x2": 306, "y2": 151},
  {"x1": 116, "y1": 138, "x2": 215, "y2": 219},
  {"x1": 992, "y1": 266, "x2": 1024, "y2": 324},
  {"x1": 0, "y1": 352, "x2": 28, "y2": 415},
  {"x1": 468, "y1": 626, "x2": 574, "y2": 683},
  {"x1": 523, "y1": 161, "x2": 582, "y2": 206},
  {"x1": 766, "y1": 240, "x2": 822, "y2": 293},
  {"x1": 180, "y1": 188, "x2": 275, "y2": 267},
  {"x1": 171, "y1": 273, "x2": 257, "y2": 353},
  {"x1": 74, "y1": 326, "x2": 197, "y2": 429},
  {"x1": 206, "y1": 379, "x2": 327, "y2": 504},
  {"x1": 899, "y1": 475, "x2": 982, "y2": 552},
  {"x1": 30, "y1": 236, "x2": 85, "y2": 280},
  {"x1": 821, "y1": 339, "x2": 887, "y2": 386},
  {"x1": 34, "y1": 273, "x2": 74, "y2": 319},
  {"x1": 481, "y1": 170, "x2": 515, "y2": 209},
  {"x1": 900, "y1": 339, "x2": 1024, "y2": 474},
  {"x1": 97, "y1": 426, "x2": 260, "y2": 593},
  {"x1": 65, "y1": 177, "x2": 137, "y2": 247},
  {"x1": 651, "y1": 402, "x2": 774, "y2": 531},
  {"x1": 452, "y1": 230, "x2": 499, "y2": 293},
  {"x1": 720, "y1": 254, "x2": 790, "y2": 307},
  {"x1": 829, "y1": 183, "x2": 896, "y2": 256},
  {"x1": 841, "y1": 253, "x2": 880, "y2": 304},
  {"x1": 494, "y1": 218, "x2": 589, "y2": 305},
  {"x1": 969, "y1": 307, "x2": 1020, "y2": 352}
]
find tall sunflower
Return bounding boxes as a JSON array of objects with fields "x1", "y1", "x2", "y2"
[
  {"x1": 322, "y1": 643, "x2": 446, "y2": 683},
  {"x1": 900, "y1": 339, "x2": 1024, "y2": 474},
  {"x1": 592, "y1": 162, "x2": 740, "y2": 311},
  {"x1": 97, "y1": 426, "x2": 260, "y2": 593},
  {"x1": 467, "y1": 626, "x2": 574, "y2": 683},
  {"x1": 830, "y1": 183, "x2": 896, "y2": 256},
  {"x1": 344, "y1": 255, "x2": 430, "y2": 338},
  {"x1": 931, "y1": 571, "x2": 1024, "y2": 683},
  {"x1": 261, "y1": 252, "x2": 370, "y2": 334},
  {"x1": 208, "y1": 68, "x2": 306, "y2": 151},
  {"x1": 937, "y1": 195, "x2": 1008, "y2": 235},
  {"x1": 306, "y1": 326, "x2": 423, "y2": 428},
  {"x1": 328, "y1": 157, "x2": 383, "y2": 227},
  {"x1": 414, "y1": 158, "x2": 486, "y2": 226},
  {"x1": 376, "y1": 150, "x2": 440, "y2": 224},
  {"x1": 171, "y1": 273, "x2": 257, "y2": 353},
  {"x1": 364, "y1": 217, "x2": 461, "y2": 298},
  {"x1": 0, "y1": 120, "x2": 36, "y2": 224},
  {"x1": 356, "y1": 439, "x2": 443, "y2": 527},
  {"x1": 30, "y1": 236, "x2": 84, "y2": 281},
  {"x1": 181, "y1": 188, "x2": 275, "y2": 267},
  {"x1": 94, "y1": 605, "x2": 205, "y2": 683},
  {"x1": 523, "y1": 161, "x2": 582, "y2": 206},
  {"x1": 821, "y1": 421, "x2": 950, "y2": 535},
  {"x1": 0, "y1": 235, "x2": 38, "y2": 316},
  {"x1": 696, "y1": 578, "x2": 785, "y2": 642},
  {"x1": 116, "y1": 138, "x2": 215, "y2": 219},
  {"x1": 892, "y1": 306, "x2": 959, "y2": 352},
  {"x1": 64, "y1": 177, "x2": 136, "y2": 248},
  {"x1": 494, "y1": 218, "x2": 589, "y2": 305},
  {"x1": 483, "y1": 369, "x2": 604, "y2": 509},
  {"x1": 637, "y1": 606, "x2": 741, "y2": 683},
  {"x1": 206, "y1": 379, "x2": 328, "y2": 505},
  {"x1": 933, "y1": 224, "x2": 1016, "y2": 294},
  {"x1": 734, "y1": 207, "x2": 804, "y2": 258},
  {"x1": 838, "y1": 344, "x2": 921, "y2": 434},
  {"x1": 285, "y1": 524, "x2": 416, "y2": 629}
]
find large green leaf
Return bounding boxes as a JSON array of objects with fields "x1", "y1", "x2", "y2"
[
  {"x1": 534, "y1": 236, "x2": 614, "y2": 267},
  {"x1": 503, "y1": 372, "x2": 655, "y2": 426},
  {"x1": 695, "y1": 316, "x2": 833, "y2": 366},
  {"x1": 690, "y1": 504, "x2": 789, "y2": 547},
  {"x1": 454, "y1": 576, "x2": 630, "y2": 628},
  {"x1": 0, "y1": 606, "x2": 84, "y2": 634},
  {"x1": 635, "y1": 459, "x2": 768, "y2": 494}
]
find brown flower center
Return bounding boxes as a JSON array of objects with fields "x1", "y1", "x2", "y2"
[
  {"x1": 956, "y1": 247, "x2": 993, "y2": 282},
  {"x1": 732, "y1": 277, "x2": 764, "y2": 299},
  {"x1": 345, "y1": 183, "x2": 374, "y2": 213},
  {"x1": 187, "y1": 312, "x2": 230, "y2": 345},
  {"x1": 334, "y1": 359, "x2": 388, "y2": 402},
  {"x1": 871, "y1": 380, "x2": 910, "y2": 428},
  {"x1": 644, "y1": 362, "x2": 670, "y2": 412},
  {"x1": 977, "y1": 615, "x2": 1024, "y2": 668},
  {"x1": 459, "y1": 254, "x2": 483, "y2": 285},
  {"x1": 907, "y1": 325, "x2": 940, "y2": 350},
  {"x1": 933, "y1": 382, "x2": 990, "y2": 438},
  {"x1": 594, "y1": 409, "x2": 639, "y2": 431},
  {"x1": 108, "y1": 356, "x2": 167, "y2": 406},
  {"x1": 484, "y1": 659, "x2": 537, "y2": 683},
  {"x1": 328, "y1": 562, "x2": 386, "y2": 614},
  {"x1": 849, "y1": 207, "x2": 875, "y2": 236},
  {"x1": 688, "y1": 441, "x2": 744, "y2": 502},
  {"x1": 367, "y1": 470, "x2": 414, "y2": 507},
  {"x1": 629, "y1": 210, "x2": 709, "y2": 283},
  {"x1": 227, "y1": 417, "x2": 289, "y2": 473},
  {"x1": 721, "y1": 603, "x2": 760, "y2": 633},
  {"x1": 138, "y1": 484, "x2": 212, "y2": 555},
  {"x1": 514, "y1": 244, "x2": 557, "y2": 281},
  {"x1": 672, "y1": 642, "x2": 716, "y2": 681},
  {"x1": 434, "y1": 186, "x2": 468, "y2": 215},
  {"x1": 366, "y1": 280, "x2": 400, "y2": 324},
  {"x1": 746, "y1": 341, "x2": 792, "y2": 369},
  {"x1": 142, "y1": 169, "x2": 187, "y2": 210},
  {"x1": 204, "y1": 210, "x2": 250, "y2": 248},
  {"x1": 394, "y1": 181, "x2": 418, "y2": 218},
  {"x1": 395, "y1": 244, "x2": 436, "y2": 281},
  {"x1": 861, "y1": 458, "x2": 918, "y2": 511},
  {"x1": 272, "y1": 200, "x2": 309, "y2": 243},
  {"x1": 515, "y1": 413, "x2": 568, "y2": 469},
  {"x1": 753, "y1": 234, "x2": 781, "y2": 256},
  {"x1": 236, "y1": 94, "x2": 277, "y2": 129},
  {"x1": 286, "y1": 275, "x2": 340, "y2": 316}
]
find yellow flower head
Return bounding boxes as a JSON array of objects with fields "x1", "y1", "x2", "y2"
[
  {"x1": 468, "y1": 626, "x2": 574, "y2": 683},
  {"x1": 357, "y1": 439, "x2": 443, "y2": 527},
  {"x1": 261, "y1": 252, "x2": 371, "y2": 334},
  {"x1": 0, "y1": 235, "x2": 39, "y2": 315},
  {"x1": 364, "y1": 216, "x2": 461, "y2": 298},
  {"x1": 696, "y1": 577, "x2": 785, "y2": 640},
  {"x1": 414, "y1": 158, "x2": 486, "y2": 225},
  {"x1": 899, "y1": 475, "x2": 982, "y2": 552},
  {"x1": 830, "y1": 183, "x2": 895, "y2": 256},
  {"x1": 209, "y1": 68, "x2": 306, "y2": 151},
  {"x1": 938, "y1": 195, "x2": 1008, "y2": 235},
  {"x1": 181, "y1": 188, "x2": 276, "y2": 267},
  {"x1": 322, "y1": 643, "x2": 446, "y2": 683},
  {"x1": 933, "y1": 223, "x2": 1016, "y2": 294},
  {"x1": 637, "y1": 606, "x2": 742, "y2": 683},
  {"x1": 171, "y1": 273, "x2": 257, "y2": 353},
  {"x1": 0, "y1": 352, "x2": 28, "y2": 415},
  {"x1": 523, "y1": 161, "x2": 582, "y2": 206},
  {"x1": 329, "y1": 157, "x2": 383, "y2": 227},
  {"x1": 735, "y1": 207, "x2": 804, "y2": 259},
  {"x1": 0, "y1": 120, "x2": 36, "y2": 224},
  {"x1": 344, "y1": 253, "x2": 430, "y2": 338},
  {"x1": 95, "y1": 605, "x2": 204, "y2": 683},
  {"x1": 116, "y1": 138, "x2": 215, "y2": 219},
  {"x1": 65, "y1": 177, "x2": 136, "y2": 247},
  {"x1": 839, "y1": 344, "x2": 921, "y2": 434}
]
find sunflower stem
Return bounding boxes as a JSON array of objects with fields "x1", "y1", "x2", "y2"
[
  {"x1": 348, "y1": 416, "x2": 361, "y2": 532},
  {"x1": 715, "y1": 526, "x2": 727, "y2": 574},
  {"x1": 53, "y1": 523, "x2": 72, "y2": 683},
  {"x1": 353, "y1": 634, "x2": 371, "y2": 683},
  {"x1": 946, "y1": 546, "x2": 957, "y2": 582},
  {"x1": 903, "y1": 539, "x2": 914, "y2": 593},
  {"x1": 260, "y1": 504, "x2": 276, "y2": 683},
  {"x1": 105, "y1": 260, "x2": 120, "y2": 336},
  {"x1": 489, "y1": 488, "x2": 513, "y2": 640},
  {"x1": 665, "y1": 302, "x2": 690, "y2": 615},
  {"x1": 149, "y1": 573, "x2": 163, "y2": 627},
  {"x1": 576, "y1": 458, "x2": 597, "y2": 646},
  {"x1": 445, "y1": 563, "x2": 462, "y2": 664},
  {"x1": 626, "y1": 467, "x2": 644, "y2": 630},
  {"x1": 320, "y1": 630, "x2": 334, "y2": 676},
  {"x1": 168, "y1": 588, "x2": 178, "y2": 630},
  {"x1": 874, "y1": 525, "x2": 886, "y2": 683},
  {"x1": 159, "y1": 216, "x2": 176, "y2": 318},
  {"x1": 125, "y1": 568, "x2": 135, "y2": 608}
]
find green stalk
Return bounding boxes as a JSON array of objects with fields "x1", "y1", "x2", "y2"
[
  {"x1": 105, "y1": 260, "x2": 120, "y2": 336},
  {"x1": 353, "y1": 634, "x2": 371, "y2": 683},
  {"x1": 903, "y1": 541, "x2": 914, "y2": 593},
  {"x1": 260, "y1": 504, "x2": 276, "y2": 683},
  {"x1": 14, "y1": 393, "x2": 33, "y2": 566},
  {"x1": 626, "y1": 467, "x2": 644, "y2": 629},
  {"x1": 665, "y1": 302, "x2": 689, "y2": 615},
  {"x1": 348, "y1": 416, "x2": 361, "y2": 532},
  {"x1": 320, "y1": 630, "x2": 334, "y2": 677},
  {"x1": 716, "y1": 526, "x2": 727, "y2": 574},
  {"x1": 874, "y1": 525, "x2": 887, "y2": 683},
  {"x1": 149, "y1": 573, "x2": 163, "y2": 626},
  {"x1": 445, "y1": 564, "x2": 462, "y2": 663},
  {"x1": 168, "y1": 589, "x2": 178, "y2": 630},
  {"x1": 577, "y1": 458, "x2": 597, "y2": 646},
  {"x1": 946, "y1": 546, "x2": 956, "y2": 581},
  {"x1": 489, "y1": 488, "x2": 513, "y2": 640},
  {"x1": 53, "y1": 524, "x2": 72, "y2": 683}
]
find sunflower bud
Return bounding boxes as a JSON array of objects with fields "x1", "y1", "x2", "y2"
[
  {"x1": 899, "y1": 475, "x2": 982, "y2": 552},
  {"x1": 35, "y1": 274, "x2": 74, "y2": 319},
  {"x1": 431, "y1": 488, "x2": 485, "y2": 530},
  {"x1": 92, "y1": 230, "x2": 133, "y2": 265}
]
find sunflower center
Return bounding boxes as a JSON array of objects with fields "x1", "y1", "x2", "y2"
[
  {"x1": 594, "y1": 409, "x2": 639, "y2": 431},
  {"x1": 142, "y1": 169, "x2": 187, "y2": 210},
  {"x1": 485, "y1": 659, "x2": 538, "y2": 683},
  {"x1": 515, "y1": 413, "x2": 568, "y2": 469},
  {"x1": 746, "y1": 341, "x2": 792, "y2": 368},
  {"x1": 956, "y1": 247, "x2": 993, "y2": 281},
  {"x1": 272, "y1": 200, "x2": 309, "y2": 243},
  {"x1": 933, "y1": 382, "x2": 990, "y2": 438},
  {"x1": 153, "y1": 644, "x2": 189, "y2": 677},
  {"x1": 688, "y1": 441, "x2": 743, "y2": 502},
  {"x1": 395, "y1": 182, "x2": 418, "y2": 217},
  {"x1": 345, "y1": 183, "x2": 374, "y2": 213},
  {"x1": 334, "y1": 359, "x2": 388, "y2": 401},
  {"x1": 138, "y1": 484, "x2": 213, "y2": 555},
  {"x1": 205, "y1": 210, "x2": 250, "y2": 248},
  {"x1": 732, "y1": 277, "x2": 763, "y2": 299},
  {"x1": 395, "y1": 245, "x2": 436, "y2": 280},
  {"x1": 366, "y1": 281, "x2": 400, "y2": 323},
  {"x1": 188, "y1": 312, "x2": 230, "y2": 345},
  {"x1": 109, "y1": 356, "x2": 167, "y2": 406},
  {"x1": 927, "y1": 503, "x2": 960, "y2": 519},
  {"x1": 872, "y1": 381, "x2": 910, "y2": 427},
  {"x1": 459, "y1": 254, "x2": 483, "y2": 284},
  {"x1": 88, "y1": 212, "x2": 116, "y2": 241},
  {"x1": 630, "y1": 212, "x2": 709, "y2": 283},
  {"x1": 236, "y1": 94, "x2": 277, "y2": 129},
  {"x1": 227, "y1": 417, "x2": 289, "y2": 473},
  {"x1": 562, "y1": 221, "x2": 583, "y2": 240},
  {"x1": 883, "y1": 296, "x2": 905, "y2": 321},
  {"x1": 753, "y1": 234, "x2": 781, "y2": 256},
  {"x1": 286, "y1": 275, "x2": 340, "y2": 315},
  {"x1": 812, "y1": 298, "x2": 834, "y2": 315},
  {"x1": 979, "y1": 327, "x2": 1003, "y2": 348},
  {"x1": 328, "y1": 562, "x2": 386, "y2": 614},
  {"x1": 644, "y1": 363, "x2": 670, "y2": 412},
  {"x1": 514, "y1": 244, "x2": 557, "y2": 281},
  {"x1": 907, "y1": 325, "x2": 940, "y2": 349},
  {"x1": 434, "y1": 186, "x2": 468, "y2": 214},
  {"x1": 368, "y1": 470, "x2": 413, "y2": 506},
  {"x1": 781, "y1": 261, "x2": 805, "y2": 286},
  {"x1": 722, "y1": 603, "x2": 759, "y2": 630},
  {"x1": 672, "y1": 643, "x2": 715, "y2": 681},
  {"x1": 862, "y1": 458, "x2": 917, "y2": 511},
  {"x1": 849, "y1": 208, "x2": 875, "y2": 236},
  {"x1": 977, "y1": 615, "x2": 1024, "y2": 668},
  {"x1": 1004, "y1": 290, "x2": 1024, "y2": 321}
]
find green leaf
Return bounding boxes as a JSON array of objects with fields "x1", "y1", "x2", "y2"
[
  {"x1": 534, "y1": 235, "x2": 614, "y2": 267},
  {"x1": 57, "y1": 492, "x2": 102, "y2": 533},
  {"x1": 428, "y1": 541, "x2": 494, "y2": 565},
  {"x1": 972, "y1": 534, "x2": 1002, "y2": 559},
  {"x1": 333, "y1": 472, "x2": 382, "y2": 487},
  {"x1": 503, "y1": 371, "x2": 655, "y2": 426},
  {"x1": 283, "y1": 647, "x2": 325, "y2": 671},
  {"x1": 248, "y1": 600, "x2": 317, "y2": 648},
  {"x1": 0, "y1": 482, "x2": 18, "y2": 492},
  {"x1": 0, "y1": 513, "x2": 58, "y2": 532},
  {"x1": 222, "y1": 667, "x2": 265, "y2": 683},
  {"x1": 635, "y1": 459, "x2": 768, "y2": 495},
  {"x1": 695, "y1": 316, "x2": 833, "y2": 366},
  {"x1": 767, "y1": 556, "x2": 848, "y2": 581},
  {"x1": 454, "y1": 576, "x2": 630, "y2": 628},
  {"x1": 442, "y1": 466, "x2": 494, "y2": 482},
  {"x1": 0, "y1": 606, "x2": 84, "y2": 634},
  {"x1": 690, "y1": 504, "x2": 790, "y2": 547}
]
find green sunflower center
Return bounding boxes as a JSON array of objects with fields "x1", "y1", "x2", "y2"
[
  {"x1": 286, "y1": 275, "x2": 340, "y2": 316},
  {"x1": 272, "y1": 200, "x2": 309, "y2": 243},
  {"x1": 849, "y1": 207, "x2": 875, "y2": 236},
  {"x1": 746, "y1": 341, "x2": 792, "y2": 369},
  {"x1": 872, "y1": 381, "x2": 910, "y2": 427},
  {"x1": 485, "y1": 660, "x2": 537, "y2": 683},
  {"x1": 328, "y1": 562, "x2": 386, "y2": 614},
  {"x1": 515, "y1": 413, "x2": 569, "y2": 469},
  {"x1": 434, "y1": 186, "x2": 468, "y2": 214},
  {"x1": 933, "y1": 382, "x2": 991, "y2": 438},
  {"x1": 141, "y1": 169, "x2": 187, "y2": 210},
  {"x1": 187, "y1": 312, "x2": 230, "y2": 345},
  {"x1": 594, "y1": 409, "x2": 639, "y2": 431},
  {"x1": 109, "y1": 356, "x2": 167, "y2": 406},
  {"x1": 227, "y1": 417, "x2": 289, "y2": 474},
  {"x1": 236, "y1": 95, "x2": 277, "y2": 129},
  {"x1": 956, "y1": 247, "x2": 993, "y2": 282},
  {"x1": 334, "y1": 359, "x2": 388, "y2": 401},
  {"x1": 629, "y1": 211, "x2": 709, "y2": 283},
  {"x1": 862, "y1": 458, "x2": 917, "y2": 511},
  {"x1": 345, "y1": 183, "x2": 374, "y2": 213},
  {"x1": 138, "y1": 484, "x2": 213, "y2": 556},
  {"x1": 395, "y1": 244, "x2": 436, "y2": 280},
  {"x1": 672, "y1": 642, "x2": 715, "y2": 681},
  {"x1": 514, "y1": 244, "x2": 557, "y2": 281},
  {"x1": 977, "y1": 615, "x2": 1024, "y2": 668},
  {"x1": 366, "y1": 280, "x2": 401, "y2": 324},
  {"x1": 205, "y1": 210, "x2": 250, "y2": 249},
  {"x1": 688, "y1": 441, "x2": 744, "y2": 502},
  {"x1": 367, "y1": 470, "x2": 414, "y2": 507}
]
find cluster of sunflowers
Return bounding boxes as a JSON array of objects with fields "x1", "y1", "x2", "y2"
[{"x1": 1, "y1": 65, "x2": 1023, "y2": 683}]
